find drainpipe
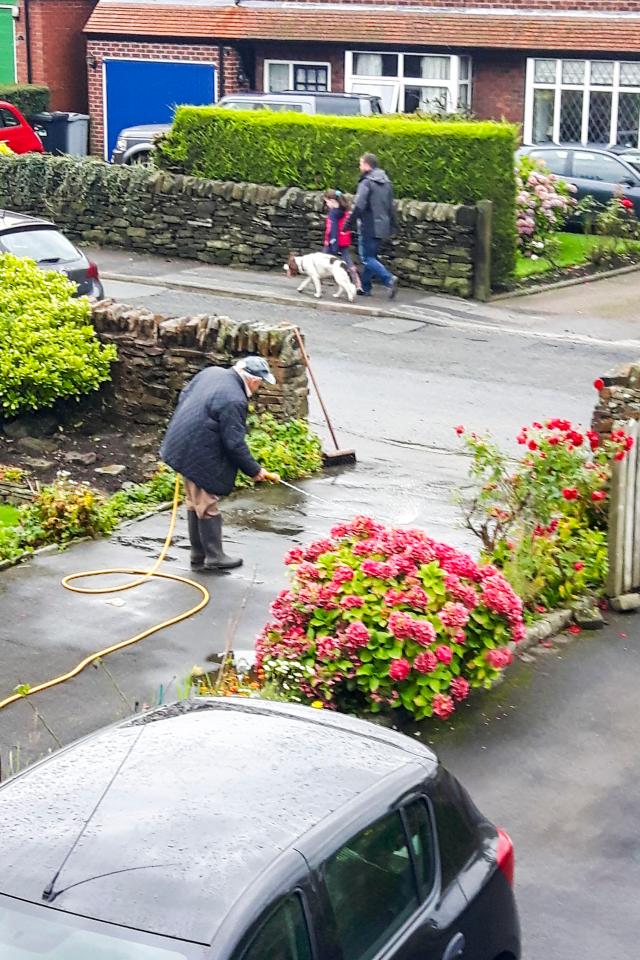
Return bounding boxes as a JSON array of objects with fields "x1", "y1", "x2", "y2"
[
  {"x1": 23, "y1": 0, "x2": 33, "y2": 83},
  {"x1": 218, "y1": 43, "x2": 225, "y2": 99}
]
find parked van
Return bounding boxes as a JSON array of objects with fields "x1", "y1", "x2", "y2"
[{"x1": 111, "y1": 91, "x2": 383, "y2": 164}]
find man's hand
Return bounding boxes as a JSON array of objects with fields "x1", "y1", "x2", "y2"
[{"x1": 254, "y1": 468, "x2": 281, "y2": 483}]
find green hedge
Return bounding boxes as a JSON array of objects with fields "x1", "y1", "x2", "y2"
[
  {"x1": 157, "y1": 108, "x2": 518, "y2": 287},
  {"x1": 0, "y1": 84, "x2": 49, "y2": 117}
]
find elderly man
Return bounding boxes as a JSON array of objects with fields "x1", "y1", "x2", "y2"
[
  {"x1": 348, "y1": 152, "x2": 398, "y2": 299},
  {"x1": 161, "y1": 356, "x2": 280, "y2": 571}
]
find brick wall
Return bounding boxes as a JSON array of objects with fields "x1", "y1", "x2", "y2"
[
  {"x1": 86, "y1": 39, "x2": 248, "y2": 156},
  {"x1": 15, "y1": 0, "x2": 96, "y2": 111},
  {"x1": 254, "y1": 42, "x2": 345, "y2": 92},
  {"x1": 472, "y1": 51, "x2": 527, "y2": 125},
  {"x1": 277, "y1": 0, "x2": 640, "y2": 8}
]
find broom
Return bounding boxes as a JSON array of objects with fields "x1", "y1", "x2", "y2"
[{"x1": 293, "y1": 327, "x2": 356, "y2": 466}]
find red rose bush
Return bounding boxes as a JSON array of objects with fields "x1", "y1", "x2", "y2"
[{"x1": 257, "y1": 516, "x2": 524, "y2": 720}]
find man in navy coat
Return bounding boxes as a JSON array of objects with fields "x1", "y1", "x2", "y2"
[{"x1": 161, "y1": 357, "x2": 279, "y2": 571}]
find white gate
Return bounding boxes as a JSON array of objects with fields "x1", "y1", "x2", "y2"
[{"x1": 607, "y1": 419, "x2": 640, "y2": 597}]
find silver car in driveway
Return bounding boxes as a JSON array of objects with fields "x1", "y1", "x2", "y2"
[{"x1": 0, "y1": 211, "x2": 104, "y2": 298}]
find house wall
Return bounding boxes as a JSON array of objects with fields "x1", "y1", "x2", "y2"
[
  {"x1": 472, "y1": 51, "x2": 527, "y2": 125},
  {"x1": 254, "y1": 42, "x2": 345, "y2": 92},
  {"x1": 15, "y1": 0, "x2": 96, "y2": 111},
  {"x1": 86, "y1": 38, "x2": 247, "y2": 156}
]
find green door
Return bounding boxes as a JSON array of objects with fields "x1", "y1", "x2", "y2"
[{"x1": 0, "y1": 7, "x2": 16, "y2": 84}]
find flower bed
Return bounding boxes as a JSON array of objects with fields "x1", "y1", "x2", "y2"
[
  {"x1": 456, "y1": 395, "x2": 632, "y2": 613},
  {"x1": 257, "y1": 517, "x2": 524, "y2": 721}
]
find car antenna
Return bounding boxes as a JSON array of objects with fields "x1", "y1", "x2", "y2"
[{"x1": 42, "y1": 727, "x2": 145, "y2": 903}]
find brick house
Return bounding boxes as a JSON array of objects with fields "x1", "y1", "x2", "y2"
[
  {"x1": 6, "y1": 0, "x2": 96, "y2": 112},
  {"x1": 60, "y1": 0, "x2": 640, "y2": 157}
]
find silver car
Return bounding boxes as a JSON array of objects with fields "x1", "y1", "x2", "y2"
[{"x1": 0, "y1": 211, "x2": 104, "y2": 298}]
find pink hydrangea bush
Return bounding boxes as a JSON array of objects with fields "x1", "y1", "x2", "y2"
[
  {"x1": 516, "y1": 156, "x2": 577, "y2": 260},
  {"x1": 257, "y1": 517, "x2": 524, "y2": 720}
]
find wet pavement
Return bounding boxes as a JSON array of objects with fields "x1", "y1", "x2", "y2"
[{"x1": 1, "y1": 256, "x2": 640, "y2": 957}]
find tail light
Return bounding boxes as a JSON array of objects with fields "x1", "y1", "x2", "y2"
[
  {"x1": 87, "y1": 261, "x2": 100, "y2": 280},
  {"x1": 496, "y1": 827, "x2": 515, "y2": 886}
]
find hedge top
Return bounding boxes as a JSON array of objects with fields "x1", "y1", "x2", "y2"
[
  {"x1": 157, "y1": 107, "x2": 518, "y2": 288},
  {"x1": 0, "y1": 84, "x2": 49, "y2": 117}
]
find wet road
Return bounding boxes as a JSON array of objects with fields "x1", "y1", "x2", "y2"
[{"x1": 1, "y1": 280, "x2": 639, "y2": 958}]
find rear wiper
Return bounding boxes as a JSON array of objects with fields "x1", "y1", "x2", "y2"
[{"x1": 38, "y1": 257, "x2": 62, "y2": 264}]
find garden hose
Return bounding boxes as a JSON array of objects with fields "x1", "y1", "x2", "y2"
[{"x1": 0, "y1": 478, "x2": 210, "y2": 713}]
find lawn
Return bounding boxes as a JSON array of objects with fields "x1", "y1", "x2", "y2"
[
  {"x1": 0, "y1": 504, "x2": 19, "y2": 528},
  {"x1": 515, "y1": 232, "x2": 640, "y2": 280}
]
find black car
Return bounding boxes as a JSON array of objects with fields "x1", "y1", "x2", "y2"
[
  {"x1": 0, "y1": 210, "x2": 104, "y2": 298},
  {"x1": 518, "y1": 144, "x2": 640, "y2": 217},
  {"x1": 0, "y1": 699, "x2": 520, "y2": 960}
]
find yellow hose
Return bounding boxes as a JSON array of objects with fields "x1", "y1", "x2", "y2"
[{"x1": 0, "y1": 477, "x2": 210, "y2": 712}]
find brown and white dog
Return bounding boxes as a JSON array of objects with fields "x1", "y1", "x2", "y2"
[{"x1": 284, "y1": 252, "x2": 357, "y2": 303}]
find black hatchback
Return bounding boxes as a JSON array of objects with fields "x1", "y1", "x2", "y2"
[
  {"x1": 0, "y1": 700, "x2": 520, "y2": 960},
  {"x1": 0, "y1": 210, "x2": 104, "y2": 298}
]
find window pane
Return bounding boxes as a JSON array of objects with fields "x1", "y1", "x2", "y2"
[
  {"x1": 1, "y1": 228, "x2": 79, "y2": 263},
  {"x1": 242, "y1": 896, "x2": 312, "y2": 960},
  {"x1": 0, "y1": 108, "x2": 19, "y2": 128},
  {"x1": 459, "y1": 56, "x2": 471, "y2": 81},
  {"x1": 529, "y1": 149, "x2": 569, "y2": 175},
  {"x1": 405, "y1": 801, "x2": 436, "y2": 899},
  {"x1": 351, "y1": 80, "x2": 397, "y2": 113},
  {"x1": 559, "y1": 89, "x2": 583, "y2": 142},
  {"x1": 591, "y1": 61, "x2": 614, "y2": 86},
  {"x1": 324, "y1": 813, "x2": 418, "y2": 960},
  {"x1": 532, "y1": 88, "x2": 555, "y2": 142},
  {"x1": 431, "y1": 794, "x2": 477, "y2": 891},
  {"x1": 404, "y1": 85, "x2": 448, "y2": 114},
  {"x1": 534, "y1": 58, "x2": 556, "y2": 84},
  {"x1": 562, "y1": 60, "x2": 585, "y2": 85},
  {"x1": 617, "y1": 92, "x2": 640, "y2": 147},
  {"x1": 353, "y1": 53, "x2": 397, "y2": 77},
  {"x1": 588, "y1": 90, "x2": 612, "y2": 143},
  {"x1": 573, "y1": 151, "x2": 629, "y2": 183},
  {"x1": 458, "y1": 83, "x2": 470, "y2": 109},
  {"x1": 267, "y1": 62, "x2": 290, "y2": 92},
  {"x1": 316, "y1": 96, "x2": 361, "y2": 115},
  {"x1": 621, "y1": 62, "x2": 640, "y2": 87},
  {"x1": 404, "y1": 55, "x2": 450, "y2": 81},
  {"x1": 293, "y1": 65, "x2": 328, "y2": 92}
]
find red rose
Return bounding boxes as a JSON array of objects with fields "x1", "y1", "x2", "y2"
[
  {"x1": 567, "y1": 624, "x2": 581, "y2": 635},
  {"x1": 389, "y1": 658, "x2": 411, "y2": 682},
  {"x1": 574, "y1": 561, "x2": 585, "y2": 571},
  {"x1": 593, "y1": 378, "x2": 604, "y2": 390},
  {"x1": 620, "y1": 198, "x2": 634, "y2": 210},
  {"x1": 455, "y1": 425, "x2": 464, "y2": 436},
  {"x1": 615, "y1": 451, "x2": 625, "y2": 462},
  {"x1": 528, "y1": 440, "x2": 538, "y2": 451},
  {"x1": 562, "y1": 488, "x2": 578, "y2": 501},
  {"x1": 591, "y1": 490, "x2": 606, "y2": 502},
  {"x1": 432, "y1": 693, "x2": 455, "y2": 719},
  {"x1": 626, "y1": 435, "x2": 635, "y2": 451}
]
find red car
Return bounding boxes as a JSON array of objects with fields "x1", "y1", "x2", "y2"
[{"x1": 0, "y1": 101, "x2": 44, "y2": 154}]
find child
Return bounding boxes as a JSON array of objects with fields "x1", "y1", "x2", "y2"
[{"x1": 323, "y1": 190, "x2": 363, "y2": 291}]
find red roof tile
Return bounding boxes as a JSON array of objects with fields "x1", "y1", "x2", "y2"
[{"x1": 85, "y1": 5, "x2": 640, "y2": 53}]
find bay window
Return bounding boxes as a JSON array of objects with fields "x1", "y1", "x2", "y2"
[
  {"x1": 525, "y1": 57, "x2": 640, "y2": 147},
  {"x1": 345, "y1": 51, "x2": 472, "y2": 114}
]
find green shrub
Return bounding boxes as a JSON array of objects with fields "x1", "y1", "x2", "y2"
[
  {"x1": 156, "y1": 108, "x2": 518, "y2": 288},
  {"x1": 237, "y1": 411, "x2": 322, "y2": 487},
  {"x1": 0, "y1": 254, "x2": 117, "y2": 416},
  {"x1": 19, "y1": 475, "x2": 117, "y2": 547},
  {"x1": 0, "y1": 84, "x2": 49, "y2": 117}
]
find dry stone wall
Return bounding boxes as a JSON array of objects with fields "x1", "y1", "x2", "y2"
[
  {"x1": 592, "y1": 362, "x2": 640, "y2": 436},
  {"x1": 90, "y1": 301, "x2": 309, "y2": 426},
  {"x1": 0, "y1": 156, "x2": 488, "y2": 298}
]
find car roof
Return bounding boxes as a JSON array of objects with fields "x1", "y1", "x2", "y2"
[
  {"x1": 0, "y1": 698, "x2": 435, "y2": 945},
  {"x1": 0, "y1": 209, "x2": 54, "y2": 232}
]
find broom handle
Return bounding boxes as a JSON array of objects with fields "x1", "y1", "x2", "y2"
[{"x1": 293, "y1": 327, "x2": 341, "y2": 451}]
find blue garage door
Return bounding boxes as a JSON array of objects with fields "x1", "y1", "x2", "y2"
[{"x1": 104, "y1": 59, "x2": 216, "y2": 158}]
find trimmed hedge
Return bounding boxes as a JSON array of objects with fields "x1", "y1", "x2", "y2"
[
  {"x1": 157, "y1": 108, "x2": 518, "y2": 287},
  {"x1": 0, "y1": 84, "x2": 49, "y2": 117}
]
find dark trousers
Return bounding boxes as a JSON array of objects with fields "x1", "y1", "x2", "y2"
[{"x1": 358, "y1": 235, "x2": 394, "y2": 293}]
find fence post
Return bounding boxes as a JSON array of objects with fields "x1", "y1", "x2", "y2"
[
  {"x1": 473, "y1": 199, "x2": 493, "y2": 303},
  {"x1": 607, "y1": 418, "x2": 637, "y2": 598}
]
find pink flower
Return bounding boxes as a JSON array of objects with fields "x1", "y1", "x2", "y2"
[
  {"x1": 316, "y1": 637, "x2": 341, "y2": 661},
  {"x1": 591, "y1": 490, "x2": 606, "y2": 502},
  {"x1": 485, "y1": 647, "x2": 513, "y2": 670},
  {"x1": 333, "y1": 565, "x2": 354, "y2": 584},
  {"x1": 414, "y1": 651, "x2": 438, "y2": 674},
  {"x1": 511, "y1": 621, "x2": 527, "y2": 644},
  {"x1": 388, "y1": 611, "x2": 413, "y2": 639},
  {"x1": 450, "y1": 677, "x2": 470, "y2": 701},
  {"x1": 573, "y1": 561, "x2": 585, "y2": 572},
  {"x1": 455, "y1": 425, "x2": 465, "y2": 435},
  {"x1": 562, "y1": 487, "x2": 578, "y2": 501},
  {"x1": 345, "y1": 621, "x2": 370, "y2": 649},
  {"x1": 388, "y1": 554, "x2": 418, "y2": 577},
  {"x1": 284, "y1": 547, "x2": 304, "y2": 565},
  {"x1": 405, "y1": 586, "x2": 429, "y2": 609},
  {"x1": 389, "y1": 658, "x2": 411, "y2": 682},
  {"x1": 412, "y1": 620, "x2": 437, "y2": 647},
  {"x1": 361, "y1": 559, "x2": 393, "y2": 579},
  {"x1": 439, "y1": 601, "x2": 470, "y2": 629},
  {"x1": 340, "y1": 595, "x2": 365, "y2": 609},
  {"x1": 297, "y1": 561, "x2": 321, "y2": 581},
  {"x1": 384, "y1": 588, "x2": 406, "y2": 607},
  {"x1": 330, "y1": 522, "x2": 349, "y2": 539},
  {"x1": 304, "y1": 538, "x2": 335, "y2": 561},
  {"x1": 432, "y1": 693, "x2": 455, "y2": 719},
  {"x1": 435, "y1": 644, "x2": 453, "y2": 665}
]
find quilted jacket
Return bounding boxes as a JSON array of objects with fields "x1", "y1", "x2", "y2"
[{"x1": 160, "y1": 367, "x2": 261, "y2": 496}]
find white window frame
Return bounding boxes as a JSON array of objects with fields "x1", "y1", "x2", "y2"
[
  {"x1": 524, "y1": 56, "x2": 640, "y2": 146},
  {"x1": 344, "y1": 50, "x2": 472, "y2": 115},
  {"x1": 263, "y1": 59, "x2": 332, "y2": 94}
]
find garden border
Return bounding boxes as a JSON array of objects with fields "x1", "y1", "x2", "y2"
[{"x1": 491, "y1": 261, "x2": 640, "y2": 302}]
